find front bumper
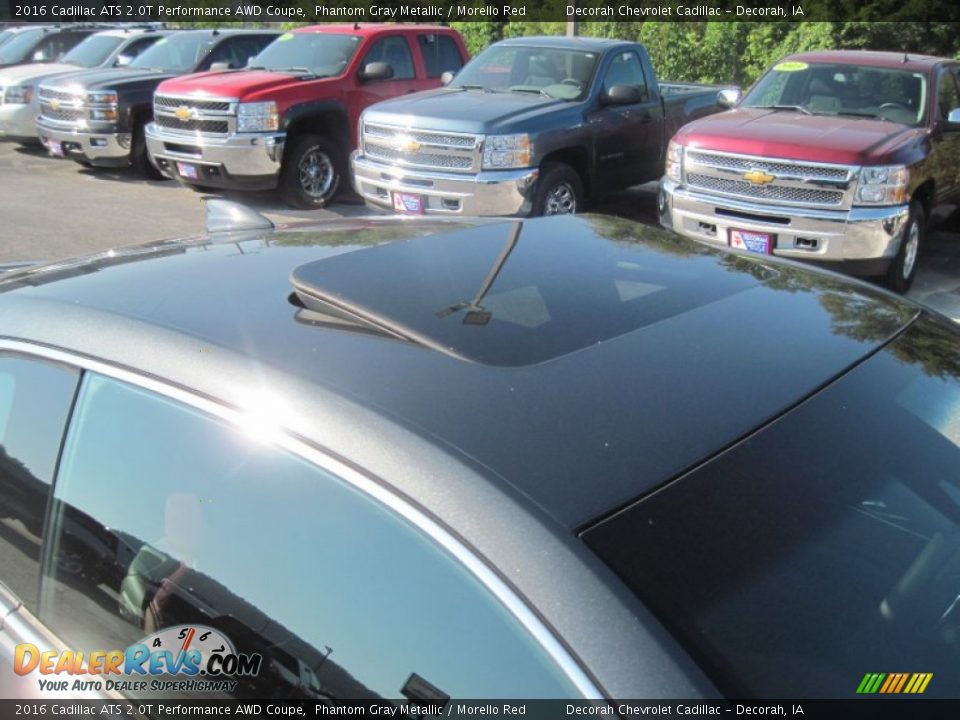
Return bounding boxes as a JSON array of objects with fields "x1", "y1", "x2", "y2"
[
  {"x1": 36, "y1": 118, "x2": 130, "y2": 167},
  {"x1": 0, "y1": 102, "x2": 39, "y2": 143},
  {"x1": 658, "y1": 179, "x2": 910, "y2": 276},
  {"x1": 145, "y1": 123, "x2": 284, "y2": 191},
  {"x1": 352, "y1": 152, "x2": 538, "y2": 217}
]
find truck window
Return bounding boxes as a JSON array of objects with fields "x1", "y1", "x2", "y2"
[
  {"x1": 452, "y1": 45, "x2": 597, "y2": 101},
  {"x1": 417, "y1": 33, "x2": 463, "y2": 77},
  {"x1": 130, "y1": 33, "x2": 210, "y2": 73},
  {"x1": 362, "y1": 36, "x2": 415, "y2": 80},
  {"x1": 744, "y1": 62, "x2": 927, "y2": 126},
  {"x1": 937, "y1": 68, "x2": 960, "y2": 121},
  {"x1": 248, "y1": 32, "x2": 361, "y2": 78},
  {"x1": 119, "y1": 36, "x2": 163, "y2": 62},
  {"x1": 602, "y1": 51, "x2": 648, "y2": 99},
  {"x1": 206, "y1": 36, "x2": 275, "y2": 71}
]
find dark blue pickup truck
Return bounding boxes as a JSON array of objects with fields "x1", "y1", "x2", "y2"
[{"x1": 351, "y1": 35, "x2": 732, "y2": 217}]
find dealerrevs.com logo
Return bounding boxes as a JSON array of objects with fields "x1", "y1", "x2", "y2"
[{"x1": 14, "y1": 625, "x2": 262, "y2": 693}]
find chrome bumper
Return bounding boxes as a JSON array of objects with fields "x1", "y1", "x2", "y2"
[
  {"x1": 352, "y1": 152, "x2": 538, "y2": 217},
  {"x1": 145, "y1": 123, "x2": 284, "y2": 189},
  {"x1": 36, "y1": 118, "x2": 130, "y2": 164},
  {"x1": 659, "y1": 179, "x2": 910, "y2": 271},
  {"x1": 0, "y1": 103, "x2": 38, "y2": 141}
]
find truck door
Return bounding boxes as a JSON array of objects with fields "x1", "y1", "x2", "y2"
[
  {"x1": 929, "y1": 65, "x2": 960, "y2": 219},
  {"x1": 588, "y1": 50, "x2": 665, "y2": 191},
  {"x1": 415, "y1": 32, "x2": 466, "y2": 86}
]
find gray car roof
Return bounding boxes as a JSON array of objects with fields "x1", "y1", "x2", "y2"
[{"x1": 0, "y1": 214, "x2": 918, "y2": 531}]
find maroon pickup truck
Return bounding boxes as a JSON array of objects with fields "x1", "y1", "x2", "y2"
[{"x1": 659, "y1": 50, "x2": 960, "y2": 292}]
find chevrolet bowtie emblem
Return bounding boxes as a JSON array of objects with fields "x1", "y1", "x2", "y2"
[
  {"x1": 49, "y1": 99, "x2": 60, "y2": 110},
  {"x1": 396, "y1": 137, "x2": 421, "y2": 153},
  {"x1": 174, "y1": 106, "x2": 195, "y2": 121},
  {"x1": 743, "y1": 170, "x2": 776, "y2": 185}
]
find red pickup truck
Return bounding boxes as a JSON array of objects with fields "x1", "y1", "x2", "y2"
[
  {"x1": 659, "y1": 50, "x2": 960, "y2": 292},
  {"x1": 146, "y1": 24, "x2": 467, "y2": 208}
]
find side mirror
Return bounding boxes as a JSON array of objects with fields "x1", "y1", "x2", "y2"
[
  {"x1": 360, "y1": 61, "x2": 394, "y2": 82},
  {"x1": 946, "y1": 108, "x2": 960, "y2": 131},
  {"x1": 717, "y1": 87, "x2": 741, "y2": 109},
  {"x1": 602, "y1": 84, "x2": 643, "y2": 105},
  {"x1": 209, "y1": 61, "x2": 231, "y2": 72},
  {"x1": 115, "y1": 54, "x2": 133, "y2": 67},
  {"x1": 440, "y1": 70, "x2": 456, "y2": 86},
  {"x1": 32, "y1": 50, "x2": 47, "y2": 62}
]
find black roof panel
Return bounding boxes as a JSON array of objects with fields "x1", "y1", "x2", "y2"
[
  {"x1": 0, "y1": 215, "x2": 919, "y2": 528},
  {"x1": 291, "y1": 219, "x2": 768, "y2": 367}
]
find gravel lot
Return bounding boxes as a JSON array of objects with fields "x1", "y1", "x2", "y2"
[{"x1": 2, "y1": 139, "x2": 959, "y2": 321}]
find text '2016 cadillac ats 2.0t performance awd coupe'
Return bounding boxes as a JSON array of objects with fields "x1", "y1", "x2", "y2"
[{"x1": 0, "y1": 207, "x2": 959, "y2": 705}]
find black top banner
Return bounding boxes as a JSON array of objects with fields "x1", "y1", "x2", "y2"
[{"x1": 2, "y1": 0, "x2": 960, "y2": 23}]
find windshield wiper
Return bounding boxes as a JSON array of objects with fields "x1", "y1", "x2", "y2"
[
  {"x1": 509, "y1": 87, "x2": 552, "y2": 98},
  {"x1": 833, "y1": 110, "x2": 884, "y2": 120},
  {"x1": 249, "y1": 66, "x2": 316, "y2": 77},
  {"x1": 457, "y1": 84, "x2": 491, "y2": 92},
  {"x1": 756, "y1": 104, "x2": 813, "y2": 115}
]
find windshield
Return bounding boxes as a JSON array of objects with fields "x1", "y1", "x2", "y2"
[
  {"x1": 742, "y1": 60, "x2": 928, "y2": 126},
  {"x1": 0, "y1": 27, "x2": 44, "y2": 64},
  {"x1": 585, "y1": 315, "x2": 960, "y2": 697},
  {"x1": 0, "y1": 30, "x2": 16, "y2": 48},
  {"x1": 247, "y1": 32, "x2": 360, "y2": 77},
  {"x1": 60, "y1": 34, "x2": 125, "y2": 68},
  {"x1": 452, "y1": 44, "x2": 598, "y2": 101},
  {"x1": 130, "y1": 33, "x2": 208, "y2": 73}
]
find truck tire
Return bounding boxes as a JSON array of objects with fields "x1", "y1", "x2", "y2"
[
  {"x1": 882, "y1": 201, "x2": 924, "y2": 294},
  {"x1": 131, "y1": 119, "x2": 164, "y2": 180},
  {"x1": 280, "y1": 134, "x2": 342, "y2": 209},
  {"x1": 532, "y1": 163, "x2": 583, "y2": 217}
]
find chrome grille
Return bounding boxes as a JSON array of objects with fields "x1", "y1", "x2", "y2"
[
  {"x1": 38, "y1": 86, "x2": 80, "y2": 103},
  {"x1": 363, "y1": 124, "x2": 476, "y2": 148},
  {"x1": 154, "y1": 115, "x2": 229, "y2": 134},
  {"x1": 154, "y1": 95, "x2": 232, "y2": 112},
  {"x1": 686, "y1": 151, "x2": 851, "y2": 181},
  {"x1": 40, "y1": 105, "x2": 84, "y2": 123},
  {"x1": 687, "y1": 173, "x2": 844, "y2": 206},
  {"x1": 364, "y1": 146, "x2": 472, "y2": 170},
  {"x1": 38, "y1": 85, "x2": 85, "y2": 127},
  {"x1": 362, "y1": 122, "x2": 479, "y2": 173}
]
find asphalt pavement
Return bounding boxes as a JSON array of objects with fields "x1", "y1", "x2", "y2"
[{"x1": 2, "y1": 140, "x2": 959, "y2": 321}]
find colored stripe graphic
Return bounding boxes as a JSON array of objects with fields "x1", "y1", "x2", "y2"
[{"x1": 857, "y1": 673, "x2": 932, "y2": 694}]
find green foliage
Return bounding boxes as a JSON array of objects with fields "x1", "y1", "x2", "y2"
[{"x1": 450, "y1": 21, "x2": 502, "y2": 56}]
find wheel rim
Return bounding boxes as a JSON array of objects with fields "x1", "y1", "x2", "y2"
[
  {"x1": 902, "y1": 219, "x2": 920, "y2": 280},
  {"x1": 298, "y1": 147, "x2": 335, "y2": 198},
  {"x1": 544, "y1": 182, "x2": 577, "y2": 215}
]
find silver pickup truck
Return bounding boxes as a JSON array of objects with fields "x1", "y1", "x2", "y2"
[{"x1": 352, "y1": 36, "x2": 732, "y2": 217}]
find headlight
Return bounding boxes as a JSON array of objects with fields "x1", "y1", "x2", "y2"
[
  {"x1": 237, "y1": 101, "x2": 279, "y2": 133},
  {"x1": 90, "y1": 108, "x2": 118, "y2": 122},
  {"x1": 665, "y1": 140, "x2": 684, "y2": 183},
  {"x1": 4, "y1": 84, "x2": 33, "y2": 104},
  {"x1": 85, "y1": 90, "x2": 117, "y2": 105},
  {"x1": 856, "y1": 165, "x2": 909, "y2": 205},
  {"x1": 482, "y1": 134, "x2": 532, "y2": 169}
]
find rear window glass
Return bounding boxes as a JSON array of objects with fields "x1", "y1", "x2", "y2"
[
  {"x1": 417, "y1": 33, "x2": 463, "y2": 77},
  {"x1": 583, "y1": 316, "x2": 960, "y2": 698}
]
